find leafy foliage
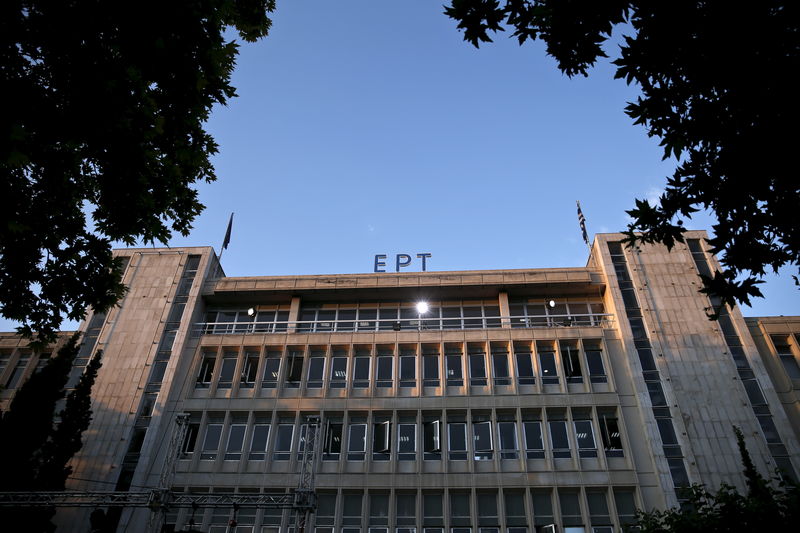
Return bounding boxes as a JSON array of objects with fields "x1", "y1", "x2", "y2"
[
  {"x1": 445, "y1": 1, "x2": 800, "y2": 309},
  {"x1": 0, "y1": 1, "x2": 275, "y2": 342},
  {"x1": 634, "y1": 427, "x2": 799, "y2": 533}
]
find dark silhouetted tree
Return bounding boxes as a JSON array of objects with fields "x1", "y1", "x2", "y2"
[
  {"x1": 633, "y1": 427, "x2": 799, "y2": 533},
  {"x1": 1, "y1": 1, "x2": 275, "y2": 343},
  {"x1": 445, "y1": 1, "x2": 799, "y2": 313}
]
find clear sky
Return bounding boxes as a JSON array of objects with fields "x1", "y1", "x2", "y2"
[{"x1": 2, "y1": 2, "x2": 797, "y2": 332}]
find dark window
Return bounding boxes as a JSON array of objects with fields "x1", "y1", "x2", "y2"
[
  {"x1": 353, "y1": 357, "x2": 370, "y2": 388},
  {"x1": 330, "y1": 357, "x2": 347, "y2": 388},
  {"x1": 224, "y1": 424, "x2": 246, "y2": 460},
  {"x1": 307, "y1": 357, "x2": 325, "y2": 389},
  {"x1": 181, "y1": 423, "x2": 199, "y2": 455},
  {"x1": 201, "y1": 424, "x2": 222, "y2": 460},
  {"x1": 241, "y1": 353, "x2": 259, "y2": 386},
  {"x1": 373, "y1": 421, "x2": 391, "y2": 459},
  {"x1": 492, "y1": 352, "x2": 510, "y2": 386},
  {"x1": 424, "y1": 353, "x2": 440, "y2": 386},
  {"x1": 599, "y1": 415, "x2": 623, "y2": 457},
  {"x1": 473, "y1": 421, "x2": 493, "y2": 460},
  {"x1": 548, "y1": 420, "x2": 570, "y2": 458},
  {"x1": 249, "y1": 424, "x2": 270, "y2": 460},
  {"x1": 469, "y1": 353, "x2": 487, "y2": 386},
  {"x1": 498, "y1": 422, "x2": 518, "y2": 459},
  {"x1": 196, "y1": 356, "x2": 215, "y2": 387},
  {"x1": 561, "y1": 343, "x2": 583, "y2": 383},
  {"x1": 539, "y1": 351, "x2": 558, "y2": 384},
  {"x1": 398, "y1": 423, "x2": 416, "y2": 458},
  {"x1": 516, "y1": 351, "x2": 535, "y2": 385},
  {"x1": 424, "y1": 420, "x2": 441, "y2": 457},
  {"x1": 261, "y1": 354, "x2": 280, "y2": 388},
  {"x1": 574, "y1": 419, "x2": 597, "y2": 457},
  {"x1": 400, "y1": 355, "x2": 416, "y2": 386},
  {"x1": 448, "y1": 423, "x2": 467, "y2": 460},
  {"x1": 377, "y1": 356, "x2": 393, "y2": 387},
  {"x1": 217, "y1": 356, "x2": 237, "y2": 388},
  {"x1": 273, "y1": 424, "x2": 294, "y2": 460},
  {"x1": 348, "y1": 424, "x2": 367, "y2": 460},
  {"x1": 446, "y1": 354, "x2": 463, "y2": 386},
  {"x1": 323, "y1": 422, "x2": 342, "y2": 458},
  {"x1": 287, "y1": 354, "x2": 304, "y2": 386},
  {"x1": 523, "y1": 421, "x2": 544, "y2": 459}
]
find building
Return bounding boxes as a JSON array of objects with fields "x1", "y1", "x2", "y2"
[{"x1": 1, "y1": 231, "x2": 799, "y2": 533}]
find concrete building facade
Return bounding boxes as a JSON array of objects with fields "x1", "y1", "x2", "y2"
[{"x1": 1, "y1": 231, "x2": 798, "y2": 532}]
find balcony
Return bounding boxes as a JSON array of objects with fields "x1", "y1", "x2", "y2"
[{"x1": 194, "y1": 313, "x2": 614, "y2": 336}]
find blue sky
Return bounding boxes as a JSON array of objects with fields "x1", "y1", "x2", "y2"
[{"x1": 2, "y1": 2, "x2": 797, "y2": 332}]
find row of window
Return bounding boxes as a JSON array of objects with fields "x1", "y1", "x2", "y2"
[
  {"x1": 181, "y1": 409, "x2": 624, "y2": 464},
  {"x1": 195, "y1": 340, "x2": 608, "y2": 391},
  {"x1": 771, "y1": 334, "x2": 800, "y2": 380},
  {"x1": 201, "y1": 301, "x2": 607, "y2": 335},
  {"x1": 164, "y1": 487, "x2": 638, "y2": 533},
  {"x1": 0, "y1": 350, "x2": 49, "y2": 390}
]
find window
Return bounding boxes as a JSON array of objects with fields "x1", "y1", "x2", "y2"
[
  {"x1": 773, "y1": 335, "x2": 800, "y2": 379},
  {"x1": 307, "y1": 354, "x2": 325, "y2": 389},
  {"x1": 398, "y1": 423, "x2": 417, "y2": 460},
  {"x1": 240, "y1": 352, "x2": 259, "y2": 387},
  {"x1": 373, "y1": 420, "x2": 391, "y2": 460},
  {"x1": 273, "y1": 424, "x2": 294, "y2": 460},
  {"x1": 249, "y1": 424, "x2": 270, "y2": 460},
  {"x1": 353, "y1": 355, "x2": 371, "y2": 388},
  {"x1": 370, "y1": 493, "x2": 390, "y2": 526},
  {"x1": 376, "y1": 355, "x2": 393, "y2": 387},
  {"x1": 331, "y1": 355, "x2": 348, "y2": 388},
  {"x1": 538, "y1": 348, "x2": 559, "y2": 385},
  {"x1": 286, "y1": 352, "x2": 304, "y2": 387},
  {"x1": 323, "y1": 420, "x2": 343, "y2": 459},
  {"x1": 424, "y1": 420, "x2": 442, "y2": 459},
  {"x1": 400, "y1": 352, "x2": 416, "y2": 387},
  {"x1": 217, "y1": 353, "x2": 238, "y2": 388},
  {"x1": 515, "y1": 349, "x2": 535, "y2": 385},
  {"x1": 558, "y1": 491, "x2": 583, "y2": 528},
  {"x1": 531, "y1": 491, "x2": 554, "y2": 528},
  {"x1": 423, "y1": 493, "x2": 444, "y2": 527},
  {"x1": 423, "y1": 350, "x2": 440, "y2": 387},
  {"x1": 469, "y1": 351, "x2": 487, "y2": 386},
  {"x1": 261, "y1": 351, "x2": 281, "y2": 389},
  {"x1": 225, "y1": 423, "x2": 247, "y2": 460},
  {"x1": 4, "y1": 355, "x2": 29, "y2": 389},
  {"x1": 613, "y1": 489, "x2": 637, "y2": 527},
  {"x1": 599, "y1": 414, "x2": 623, "y2": 457},
  {"x1": 348, "y1": 423, "x2": 367, "y2": 460},
  {"x1": 316, "y1": 493, "x2": 337, "y2": 527},
  {"x1": 201, "y1": 423, "x2": 223, "y2": 460},
  {"x1": 586, "y1": 491, "x2": 611, "y2": 528},
  {"x1": 583, "y1": 341, "x2": 606, "y2": 383},
  {"x1": 574, "y1": 419, "x2": 597, "y2": 458},
  {"x1": 446, "y1": 353, "x2": 463, "y2": 386},
  {"x1": 472, "y1": 420, "x2": 492, "y2": 460},
  {"x1": 561, "y1": 342, "x2": 583, "y2": 383},
  {"x1": 357, "y1": 308, "x2": 377, "y2": 331},
  {"x1": 504, "y1": 491, "x2": 527, "y2": 528},
  {"x1": 477, "y1": 492, "x2": 498, "y2": 527},
  {"x1": 342, "y1": 492, "x2": 363, "y2": 526},
  {"x1": 181, "y1": 423, "x2": 199, "y2": 455},
  {"x1": 448, "y1": 422, "x2": 467, "y2": 460},
  {"x1": 197, "y1": 355, "x2": 216, "y2": 387},
  {"x1": 523, "y1": 421, "x2": 545, "y2": 459},
  {"x1": 397, "y1": 493, "x2": 416, "y2": 526},
  {"x1": 450, "y1": 493, "x2": 471, "y2": 527},
  {"x1": 497, "y1": 422, "x2": 518, "y2": 459},
  {"x1": 492, "y1": 351, "x2": 510, "y2": 386},
  {"x1": 548, "y1": 419, "x2": 571, "y2": 458}
]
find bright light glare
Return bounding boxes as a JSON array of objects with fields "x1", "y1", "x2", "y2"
[
  {"x1": 548, "y1": 300, "x2": 556, "y2": 308},
  {"x1": 247, "y1": 307, "x2": 255, "y2": 316},
  {"x1": 416, "y1": 302, "x2": 429, "y2": 314}
]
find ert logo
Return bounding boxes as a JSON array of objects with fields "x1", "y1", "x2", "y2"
[{"x1": 374, "y1": 253, "x2": 432, "y2": 273}]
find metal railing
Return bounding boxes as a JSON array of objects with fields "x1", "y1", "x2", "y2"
[{"x1": 194, "y1": 314, "x2": 613, "y2": 335}]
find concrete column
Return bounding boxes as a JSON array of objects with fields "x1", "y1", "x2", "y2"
[
  {"x1": 498, "y1": 291, "x2": 511, "y2": 329},
  {"x1": 288, "y1": 296, "x2": 301, "y2": 333}
]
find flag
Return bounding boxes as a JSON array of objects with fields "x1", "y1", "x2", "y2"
[
  {"x1": 576, "y1": 201, "x2": 589, "y2": 246},
  {"x1": 222, "y1": 213, "x2": 234, "y2": 250}
]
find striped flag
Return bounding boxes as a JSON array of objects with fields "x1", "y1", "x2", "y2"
[
  {"x1": 222, "y1": 212, "x2": 234, "y2": 250},
  {"x1": 576, "y1": 201, "x2": 589, "y2": 246}
]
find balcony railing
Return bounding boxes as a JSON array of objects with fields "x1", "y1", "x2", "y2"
[{"x1": 193, "y1": 313, "x2": 614, "y2": 335}]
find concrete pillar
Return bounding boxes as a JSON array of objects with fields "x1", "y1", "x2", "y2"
[{"x1": 498, "y1": 291, "x2": 511, "y2": 329}]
